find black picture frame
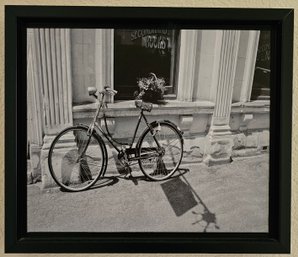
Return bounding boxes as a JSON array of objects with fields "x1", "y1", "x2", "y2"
[{"x1": 5, "y1": 5, "x2": 293, "y2": 253}]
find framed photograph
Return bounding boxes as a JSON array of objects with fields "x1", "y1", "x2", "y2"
[{"x1": 5, "y1": 5, "x2": 293, "y2": 253}]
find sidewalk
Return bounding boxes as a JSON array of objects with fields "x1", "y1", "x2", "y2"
[{"x1": 27, "y1": 153, "x2": 269, "y2": 233}]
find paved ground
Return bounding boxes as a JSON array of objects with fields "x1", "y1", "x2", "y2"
[{"x1": 27, "y1": 154, "x2": 269, "y2": 233}]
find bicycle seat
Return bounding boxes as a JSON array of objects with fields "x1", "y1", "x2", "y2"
[{"x1": 135, "y1": 100, "x2": 152, "y2": 112}]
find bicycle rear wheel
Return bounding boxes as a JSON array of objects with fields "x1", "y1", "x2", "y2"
[
  {"x1": 48, "y1": 125, "x2": 106, "y2": 192},
  {"x1": 137, "y1": 121, "x2": 183, "y2": 180}
]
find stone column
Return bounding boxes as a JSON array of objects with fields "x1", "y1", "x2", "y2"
[
  {"x1": 37, "y1": 28, "x2": 73, "y2": 134},
  {"x1": 95, "y1": 29, "x2": 115, "y2": 133},
  {"x1": 233, "y1": 31, "x2": 260, "y2": 102},
  {"x1": 177, "y1": 30, "x2": 224, "y2": 102},
  {"x1": 193, "y1": 30, "x2": 223, "y2": 102},
  {"x1": 95, "y1": 29, "x2": 114, "y2": 102},
  {"x1": 175, "y1": 30, "x2": 200, "y2": 142},
  {"x1": 176, "y1": 30, "x2": 201, "y2": 102},
  {"x1": 27, "y1": 29, "x2": 44, "y2": 182},
  {"x1": 31, "y1": 28, "x2": 74, "y2": 188},
  {"x1": 204, "y1": 30, "x2": 241, "y2": 165}
]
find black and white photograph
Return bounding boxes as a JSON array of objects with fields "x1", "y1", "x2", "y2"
[{"x1": 26, "y1": 27, "x2": 271, "y2": 233}]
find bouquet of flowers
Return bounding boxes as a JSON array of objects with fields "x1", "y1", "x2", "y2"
[{"x1": 135, "y1": 73, "x2": 166, "y2": 104}]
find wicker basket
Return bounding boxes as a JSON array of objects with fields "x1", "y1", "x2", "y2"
[{"x1": 135, "y1": 73, "x2": 165, "y2": 104}]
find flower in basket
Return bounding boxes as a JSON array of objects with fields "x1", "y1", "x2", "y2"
[{"x1": 135, "y1": 73, "x2": 166, "y2": 104}]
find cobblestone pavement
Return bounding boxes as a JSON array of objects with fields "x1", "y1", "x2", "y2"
[{"x1": 27, "y1": 154, "x2": 269, "y2": 232}]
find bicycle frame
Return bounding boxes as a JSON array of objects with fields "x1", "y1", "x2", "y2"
[{"x1": 88, "y1": 93, "x2": 161, "y2": 160}]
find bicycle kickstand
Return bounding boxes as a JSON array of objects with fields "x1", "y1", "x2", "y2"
[{"x1": 124, "y1": 165, "x2": 132, "y2": 179}]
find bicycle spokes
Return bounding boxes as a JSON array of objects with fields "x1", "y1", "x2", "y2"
[
  {"x1": 48, "y1": 127, "x2": 105, "y2": 191},
  {"x1": 138, "y1": 122, "x2": 183, "y2": 180}
]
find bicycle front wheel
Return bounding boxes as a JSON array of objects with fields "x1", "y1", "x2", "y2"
[
  {"x1": 48, "y1": 125, "x2": 106, "y2": 192},
  {"x1": 138, "y1": 121, "x2": 183, "y2": 180}
]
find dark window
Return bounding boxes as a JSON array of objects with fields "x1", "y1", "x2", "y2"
[
  {"x1": 114, "y1": 29, "x2": 179, "y2": 100},
  {"x1": 251, "y1": 31, "x2": 271, "y2": 100}
]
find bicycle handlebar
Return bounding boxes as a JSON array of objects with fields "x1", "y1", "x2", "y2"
[
  {"x1": 88, "y1": 86, "x2": 118, "y2": 99},
  {"x1": 100, "y1": 86, "x2": 118, "y2": 96}
]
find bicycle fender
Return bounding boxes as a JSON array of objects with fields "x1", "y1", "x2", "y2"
[{"x1": 76, "y1": 123, "x2": 89, "y2": 130}]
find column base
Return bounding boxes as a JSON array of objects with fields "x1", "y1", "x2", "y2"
[
  {"x1": 40, "y1": 135, "x2": 59, "y2": 190},
  {"x1": 203, "y1": 153, "x2": 233, "y2": 166},
  {"x1": 203, "y1": 125, "x2": 234, "y2": 166},
  {"x1": 29, "y1": 144, "x2": 42, "y2": 182}
]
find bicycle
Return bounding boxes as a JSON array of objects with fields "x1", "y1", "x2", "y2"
[{"x1": 48, "y1": 86, "x2": 184, "y2": 192}]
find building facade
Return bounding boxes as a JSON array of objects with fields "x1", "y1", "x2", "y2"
[{"x1": 27, "y1": 28, "x2": 270, "y2": 188}]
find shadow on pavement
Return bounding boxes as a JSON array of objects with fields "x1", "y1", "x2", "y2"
[
  {"x1": 161, "y1": 176, "x2": 198, "y2": 216},
  {"x1": 161, "y1": 169, "x2": 220, "y2": 232},
  {"x1": 59, "y1": 176, "x2": 119, "y2": 193},
  {"x1": 117, "y1": 167, "x2": 189, "y2": 186},
  {"x1": 92, "y1": 176, "x2": 120, "y2": 189}
]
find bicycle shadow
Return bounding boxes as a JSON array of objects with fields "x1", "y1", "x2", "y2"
[
  {"x1": 59, "y1": 176, "x2": 119, "y2": 193},
  {"x1": 112, "y1": 150, "x2": 190, "y2": 185},
  {"x1": 72, "y1": 168, "x2": 188, "y2": 192},
  {"x1": 160, "y1": 170, "x2": 220, "y2": 232},
  {"x1": 117, "y1": 167, "x2": 189, "y2": 186}
]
